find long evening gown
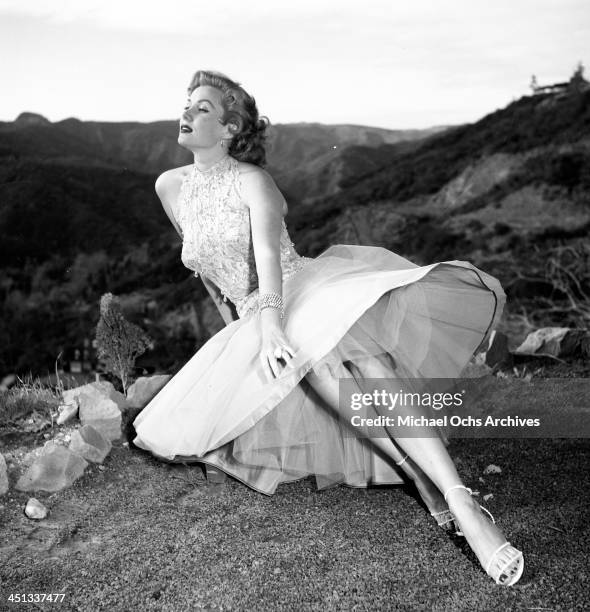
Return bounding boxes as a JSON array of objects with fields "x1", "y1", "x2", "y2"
[{"x1": 132, "y1": 155, "x2": 506, "y2": 495}]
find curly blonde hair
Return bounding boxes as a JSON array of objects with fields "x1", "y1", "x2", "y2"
[{"x1": 187, "y1": 70, "x2": 269, "y2": 167}]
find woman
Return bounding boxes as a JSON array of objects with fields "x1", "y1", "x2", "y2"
[{"x1": 132, "y1": 70, "x2": 524, "y2": 586}]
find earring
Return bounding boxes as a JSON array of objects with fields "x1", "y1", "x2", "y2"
[{"x1": 220, "y1": 139, "x2": 225, "y2": 147}]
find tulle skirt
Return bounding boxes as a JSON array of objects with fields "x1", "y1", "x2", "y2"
[{"x1": 132, "y1": 245, "x2": 506, "y2": 495}]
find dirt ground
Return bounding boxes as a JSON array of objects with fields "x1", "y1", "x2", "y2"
[{"x1": 1, "y1": 361, "x2": 589, "y2": 611}]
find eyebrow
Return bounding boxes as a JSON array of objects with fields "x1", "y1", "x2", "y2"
[{"x1": 188, "y1": 98, "x2": 215, "y2": 107}]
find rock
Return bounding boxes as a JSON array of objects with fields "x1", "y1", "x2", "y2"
[
  {"x1": 24, "y1": 497, "x2": 49, "y2": 519},
  {"x1": 513, "y1": 327, "x2": 570, "y2": 358},
  {"x1": 126, "y1": 375, "x2": 171, "y2": 409},
  {"x1": 79, "y1": 398, "x2": 123, "y2": 441},
  {"x1": 15, "y1": 442, "x2": 88, "y2": 492},
  {"x1": 56, "y1": 401, "x2": 79, "y2": 425},
  {"x1": 0, "y1": 454, "x2": 8, "y2": 495},
  {"x1": 69, "y1": 425, "x2": 112, "y2": 464},
  {"x1": 22, "y1": 446, "x2": 45, "y2": 468},
  {"x1": 63, "y1": 381, "x2": 128, "y2": 412},
  {"x1": 483, "y1": 464, "x2": 502, "y2": 475}
]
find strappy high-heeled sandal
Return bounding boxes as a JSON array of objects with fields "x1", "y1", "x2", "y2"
[
  {"x1": 444, "y1": 484, "x2": 524, "y2": 586},
  {"x1": 431, "y1": 509, "x2": 459, "y2": 533}
]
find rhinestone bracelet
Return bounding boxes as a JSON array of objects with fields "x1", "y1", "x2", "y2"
[{"x1": 258, "y1": 291, "x2": 285, "y2": 319}]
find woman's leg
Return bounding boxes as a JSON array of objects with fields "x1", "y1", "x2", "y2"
[
  {"x1": 304, "y1": 357, "x2": 523, "y2": 583},
  {"x1": 304, "y1": 357, "x2": 455, "y2": 515},
  {"x1": 341, "y1": 355, "x2": 455, "y2": 523}
]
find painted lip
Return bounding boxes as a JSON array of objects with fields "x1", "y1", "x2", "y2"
[{"x1": 179, "y1": 124, "x2": 193, "y2": 133}]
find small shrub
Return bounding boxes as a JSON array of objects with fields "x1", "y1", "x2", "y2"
[{"x1": 95, "y1": 293, "x2": 152, "y2": 394}]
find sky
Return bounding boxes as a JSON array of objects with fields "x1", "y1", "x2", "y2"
[{"x1": 0, "y1": 0, "x2": 588, "y2": 130}]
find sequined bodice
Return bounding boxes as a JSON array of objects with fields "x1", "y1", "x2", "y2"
[{"x1": 177, "y1": 155, "x2": 310, "y2": 318}]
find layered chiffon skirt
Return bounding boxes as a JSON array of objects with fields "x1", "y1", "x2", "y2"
[{"x1": 132, "y1": 244, "x2": 506, "y2": 494}]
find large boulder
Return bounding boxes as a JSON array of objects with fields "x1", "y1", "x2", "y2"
[
  {"x1": 15, "y1": 442, "x2": 88, "y2": 492},
  {"x1": 126, "y1": 375, "x2": 171, "y2": 409},
  {"x1": 63, "y1": 381, "x2": 128, "y2": 412},
  {"x1": 61, "y1": 381, "x2": 126, "y2": 441},
  {"x1": 79, "y1": 398, "x2": 123, "y2": 442},
  {"x1": 69, "y1": 425, "x2": 112, "y2": 464}
]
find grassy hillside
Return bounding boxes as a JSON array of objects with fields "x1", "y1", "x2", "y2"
[{"x1": 289, "y1": 90, "x2": 590, "y2": 230}]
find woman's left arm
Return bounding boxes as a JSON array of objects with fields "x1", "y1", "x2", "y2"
[{"x1": 240, "y1": 166, "x2": 294, "y2": 379}]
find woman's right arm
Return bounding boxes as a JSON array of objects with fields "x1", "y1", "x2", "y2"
[{"x1": 155, "y1": 170, "x2": 238, "y2": 327}]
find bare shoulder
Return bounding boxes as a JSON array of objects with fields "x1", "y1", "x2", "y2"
[
  {"x1": 236, "y1": 160, "x2": 272, "y2": 182},
  {"x1": 236, "y1": 161, "x2": 287, "y2": 215},
  {"x1": 155, "y1": 164, "x2": 192, "y2": 201},
  {"x1": 155, "y1": 165, "x2": 192, "y2": 236}
]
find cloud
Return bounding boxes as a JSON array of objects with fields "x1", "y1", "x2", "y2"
[
  {"x1": 0, "y1": 0, "x2": 587, "y2": 127},
  {"x1": 2, "y1": 0, "x2": 580, "y2": 34},
  {"x1": 0, "y1": 0, "x2": 385, "y2": 32}
]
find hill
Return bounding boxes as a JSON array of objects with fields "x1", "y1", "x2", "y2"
[{"x1": 0, "y1": 90, "x2": 588, "y2": 377}]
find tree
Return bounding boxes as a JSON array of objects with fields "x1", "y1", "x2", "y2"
[{"x1": 95, "y1": 293, "x2": 152, "y2": 394}]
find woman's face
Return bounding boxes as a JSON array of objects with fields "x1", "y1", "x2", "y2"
[{"x1": 178, "y1": 85, "x2": 229, "y2": 150}]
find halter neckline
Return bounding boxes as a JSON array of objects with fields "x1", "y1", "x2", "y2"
[{"x1": 192, "y1": 155, "x2": 233, "y2": 177}]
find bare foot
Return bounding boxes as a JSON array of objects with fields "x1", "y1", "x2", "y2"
[{"x1": 445, "y1": 487, "x2": 524, "y2": 585}]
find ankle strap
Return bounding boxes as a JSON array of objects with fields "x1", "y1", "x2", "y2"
[
  {"x1": 444, "y1": 484, "x2": 473, "y2": 502},
  {"x1": 395, "y1": 454, "x2": 409, "y2": 467}
]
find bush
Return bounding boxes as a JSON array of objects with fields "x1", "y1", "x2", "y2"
[{"x1": 95, "y1": 293, "x2": 152, "y2": 394}]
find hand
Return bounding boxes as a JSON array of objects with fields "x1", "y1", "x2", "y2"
[{"x1": 260, "y1": 322, "x2": 296, "y2": 382}]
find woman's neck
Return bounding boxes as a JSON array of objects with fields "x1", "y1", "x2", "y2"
[{"x1": 192, "y1": 149, "x2": 230, "y2": 172}]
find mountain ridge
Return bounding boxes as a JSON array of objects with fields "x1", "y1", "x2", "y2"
[{"x1": 1, "y1": 89, "x2": 588, "y2": 375}]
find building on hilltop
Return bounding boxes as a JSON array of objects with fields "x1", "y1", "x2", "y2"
[{"x1": 530, "y1": 61, "x2": 590, "y2": 96}]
